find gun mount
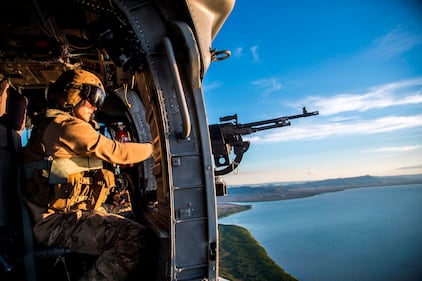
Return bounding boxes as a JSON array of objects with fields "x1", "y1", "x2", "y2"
[{"x1": 209, "y1": 107, "x2": 319, "y2": 176}]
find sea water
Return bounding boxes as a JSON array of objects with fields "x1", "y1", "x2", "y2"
[{"x1": 218, "y1": 184, "x2": 422, "y2": 281}]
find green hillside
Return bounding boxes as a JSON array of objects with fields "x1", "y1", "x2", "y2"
[{"x1": 219, "y1": 224, "x2": 298, "y2": 281}]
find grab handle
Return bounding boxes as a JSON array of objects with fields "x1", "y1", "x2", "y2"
[{"x1": 163, "y1": 37, "x2": 191, "y2": 139}]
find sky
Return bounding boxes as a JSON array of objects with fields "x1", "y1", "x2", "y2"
[{"x1": 202, "y1": 0, "x2": 422, "y2": 186}]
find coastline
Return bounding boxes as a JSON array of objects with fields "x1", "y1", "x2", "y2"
[
  {"x1": 218, "y1": 185, "x2": 352, "y2": 204},
  {"x1": 216, "y1": 187, "x2": 344, "y2": 280},
  {"x1": 217, "y1": 203, "x2": 252, "y2": 218},
  {"x1": 218, "y1": 176, "x2": 422, "y2": 204},
  {"x1": 216, "y1": 189, "x2": 338, "y2": 280},
  {"x1": 218, "y1": 224, "x2": 298, "y2": 281},
  {"x1": 217, "y1": 202, "x2": 296, "y2": 280},
  {"x1": 217, "y1": 182, "x2": 422, "y2": 281}
]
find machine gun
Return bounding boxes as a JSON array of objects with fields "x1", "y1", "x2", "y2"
[{"x1": 209, "y1": 107, "x2": 319, "y2": 176}]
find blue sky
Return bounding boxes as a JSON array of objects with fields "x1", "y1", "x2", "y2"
[{"x1": 203, "y1": 0, "x2": 422, "y2": 185}]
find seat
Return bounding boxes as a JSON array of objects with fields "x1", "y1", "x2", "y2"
[
  {"x1": 0, "y1": 82, "x2": 26, "y2": 229},
  {"x1": 0, "y1": 82, "x2": 30, "y2": 279}
]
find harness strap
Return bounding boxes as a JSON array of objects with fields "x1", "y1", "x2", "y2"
[{"x1": 24, "y1": 157, "x2": 103, "y2": 184}]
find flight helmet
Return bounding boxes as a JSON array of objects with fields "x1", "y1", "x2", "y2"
[{"x1": 48, "y1": 69, "x2": 106, "y2": 110}]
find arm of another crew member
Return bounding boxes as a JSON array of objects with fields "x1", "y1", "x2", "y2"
[{"x1": 60, "y1": 118, "x2": 153, "y2": 164}]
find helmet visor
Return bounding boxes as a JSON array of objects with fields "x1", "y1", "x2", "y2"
[{"x1": 81, "y1": 84, "x2": 106, "y2": 109}]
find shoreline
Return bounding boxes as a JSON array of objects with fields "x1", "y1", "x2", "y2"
[
  {"x1": 217, "y1": 199, "x2": 299, "y2": 280},
  {"x1": 217, "y1": 182, "x2": 422, "y2": 205},
  {"x1": 217, "y1": 183, "x2": 422, "y2": 218},
  {"x1": 216, "y1": 185, "x2": 386, "y2": 218},
  {"x1": 218, "y1": 224, "x2": 298, "y2": 281},
  {"x1": 217, "y1": 182, "x2": 422, "y2": 281},
  {"x1": 218, "y1": 183, "x2": 422, "y2": 281}
]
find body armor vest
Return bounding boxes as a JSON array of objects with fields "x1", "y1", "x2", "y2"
[{"x1": 24, "y1": 116, "x2": 115, "y2": 213}]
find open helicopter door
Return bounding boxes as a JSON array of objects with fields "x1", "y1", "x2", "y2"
[{"x1": 101, "y1": 1, "x2": 234, "y2": 278}]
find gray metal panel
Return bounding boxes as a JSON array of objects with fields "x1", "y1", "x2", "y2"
[
  {"x1": 172, "y1": 155, "x2": 204, "y2": 187},
  {"x1": 174, "y1": 188, "x2": 206, "y2": 220},
  {"x1": 175, "y1": 219, "x2": 208, "y2": 270}
]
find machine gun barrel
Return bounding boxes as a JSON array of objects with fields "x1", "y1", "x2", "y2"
[{"x1": 220, "y1": 108, "x2": 319, "y2": 136}]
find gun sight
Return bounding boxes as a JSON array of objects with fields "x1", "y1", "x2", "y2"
[{"x1": 219, "y1": 114, "x2": 238, "y2": 123}]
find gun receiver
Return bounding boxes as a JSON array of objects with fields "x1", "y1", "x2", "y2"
[{"x1": 209, "y1": 107, "x2": 319, "y2": 176}]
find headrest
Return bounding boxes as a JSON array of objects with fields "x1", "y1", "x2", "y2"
[{"x1": 0, "y1": 82, "x2": 28, "y2": 132}]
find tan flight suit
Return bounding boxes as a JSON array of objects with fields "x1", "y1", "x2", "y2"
[{"x1": 24, "y1": 108, "x2": 153, "y2": 281}]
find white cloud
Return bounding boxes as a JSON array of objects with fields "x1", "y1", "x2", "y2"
[
  {"x1": 246, "y1": 114, "x2": 422, "y2": 143},
  {"x1": 250, "y1": 45, "x2": 259, "y2": 62},
  {"x1": 233, "y1": 47, "x2": 243, "y2": 57},
  {"x1": 251, "y1": 77, "x2": 282, "y2": 94},
  {"x1": 328, "y1": 116, "x2": 360, "y2": 122},
  {"x1": 203, "y1": 80, "x2": 221, "y2": 92},
  {"x1": 363, "y1": 145, "x2": 422, "y2": 153},
  {"x1": 365, "y1": 26, "x2": 422, "y2": 60},
  {"x1": 301, "y1": 78, "x2": 422, "y2": 115}
]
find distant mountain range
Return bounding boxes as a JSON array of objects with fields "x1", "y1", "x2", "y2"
[{"x1": 218, "y1": 174, "x2": 422, "y2": 203}]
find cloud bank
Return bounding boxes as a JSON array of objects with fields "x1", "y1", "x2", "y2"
[
  {"x1": 247, "y1": 114, "x2": 422, "y2": 143},
  {"x1": 247, "y1": 78, "x2": 422, "y2": 143},
  {"x1": 302, "y1": 78, "x2": 422, "y2": 115}
]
